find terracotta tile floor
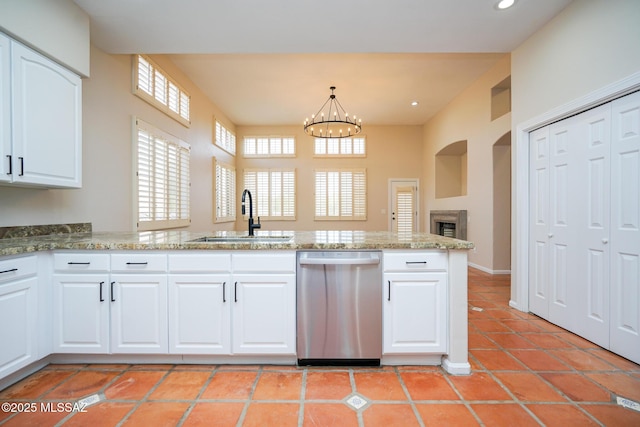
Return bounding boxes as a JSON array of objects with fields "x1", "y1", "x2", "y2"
[{"x1": 1, "y1": 268, "x2": 640, "y2": 426}]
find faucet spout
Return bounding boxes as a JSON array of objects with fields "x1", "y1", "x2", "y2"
[{"x1": 241, "y1": 189, "x2": 261, "y2": 236}]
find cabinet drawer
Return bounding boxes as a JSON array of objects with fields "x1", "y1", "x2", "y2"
[
  {"x1": 54, "y1": 253, "x2": 110, "y2": 272},
  {"x1": 232, "y1": 251, "x2": 295, "y2": 273},
  {"x1": 0, "y1": 255, "x2": 37, "y2": 283},
  {"x1": 383, "y1": 251, "x2": 447, "y2": 272},
  {"x1": 111, "y1": 253, "x2": 167, "y2": 273},
  {"x1": 168, "y1": 253, "x2": 231, "y2": 273}
]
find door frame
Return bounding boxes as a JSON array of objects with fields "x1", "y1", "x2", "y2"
[
  {"x1": 388, "y1": 178, "x2": 420, "y2": 232},
  {"x1": 512, "y1": 71, "x2": 640, "y2": 313}
]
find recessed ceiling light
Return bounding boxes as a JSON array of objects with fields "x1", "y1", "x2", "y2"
[
  {"x1": 411, "y1": 101, "x2": 419, "y2": 106},
  {"x1": 496, "y1": 0, "x2": 516, "y2": 10}
]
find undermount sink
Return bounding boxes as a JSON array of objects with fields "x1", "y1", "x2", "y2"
[{"x1": 188, "y1": 235, "x2": 293, "y2": 243}]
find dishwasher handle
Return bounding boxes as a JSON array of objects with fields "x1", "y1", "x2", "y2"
[{"x1": 299, "y1": 256, "x2": 380, "y2": 266}]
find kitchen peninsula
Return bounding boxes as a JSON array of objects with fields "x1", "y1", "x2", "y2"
[{"x1": 0, "y1": 226, "x2": 474, "y2": 389}]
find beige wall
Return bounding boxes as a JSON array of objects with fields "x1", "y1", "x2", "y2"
[
  {"x1": 0, "y1": 0, "x2": 90, "y2": 76},
  {"x1": 0, "y1": 44, "x2": 235, "y2": 232},
  {"x1": 422, "y1": 55, "x2": 511, "y2": 272},
  {"x1": 235, "y1": 125, "x2": 424, "y2": 231},
  {"x1": 510, "y1": 0, "x2": 640, "y2": 306}
]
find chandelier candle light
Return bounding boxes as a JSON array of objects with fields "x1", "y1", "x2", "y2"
[{"x1": 304, "y1": 86, "x2": 362, "y2": 138}]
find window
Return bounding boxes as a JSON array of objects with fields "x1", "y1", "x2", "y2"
[
  {"x1": 135, "y1": 118, "x2": 190, "y2": 231},
  {"x1": 133, "y1": 55, "x2": 190, "y2": 126},
  {"x1": 314, "y1": 137, "x2": 365, "y2": 157},
  {"x1": 244, "y1": 136, "x2": 295, "y2": 157},
  {"x1": 315, "y1": 169, "x2": 366, "y2": 220},
  {"x1": 215, "y1": 159, "x2": 236, "y2": 223},
  {"x1": 243, "y1": 169, "x2": 296, "y2": 220},
  {"x1": 215, "y1": 120, "x2": 236, "y2": 155}
]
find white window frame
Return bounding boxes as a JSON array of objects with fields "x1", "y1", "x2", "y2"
[
  {"x1": 133, "y1": 55, "x2": 190, "y2": 127},
  {"x1": 135, "y1": 118, "x2": 190, "y2": 231},
  {"x1": 314, "y1": 137, "x2": 366, "y2": 157},
  {"x1": 214, "y1": 159, "x2": 236, "y2": 223},
  {"x1": 243, "y1": 136, "x2": 296, "y2": 158},
  {"x1": 315, "y1": 169, "x2": 367, "y2": 221},
  {"x1": 243, "y1": 169, "x2": 296, "y2": 220},
  {"x1": 215, "y1": 120, "x2": 236, "y2": 155}
]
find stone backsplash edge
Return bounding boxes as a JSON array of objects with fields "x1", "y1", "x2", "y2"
[{"x1": 0, "y1": 223, "x2": 92, "y2": 239}]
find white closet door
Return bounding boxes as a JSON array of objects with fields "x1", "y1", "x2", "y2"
[
  {"x1": 546, "y1": 120, "x2": 576, "y2": 331},
  {"x1": 529, "y1": 126, "x2": 551, "y2": 318},
  {"x1": 610, "y1": 90, "x2": 640, "y2": 363},
  {"x1": 573, "y1": 103, "x2": 611, "y2": 347}
]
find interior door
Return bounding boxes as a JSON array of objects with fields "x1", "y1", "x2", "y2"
[
  {"x1": 609, "y1": 90, "x2": 640, "y2": 363},
  {"x1": 389, "y1": 180, "x2": 418, "y2": 233}
]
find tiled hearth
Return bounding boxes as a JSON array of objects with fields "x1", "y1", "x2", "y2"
[{"x1": 1, "y1": 268, "x2": 639, "y2": 426}]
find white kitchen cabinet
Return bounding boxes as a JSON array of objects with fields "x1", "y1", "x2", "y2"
[
  {"x1": 52, "y1": 253, "x2": 110, "y2": 353},
  {"x1": 110, "y1": 253, "x2": 168, "y2": 354},
  {"x1": 383, "y1": 251, "x2": 448, "y2": 354},
  {"x1": 1, "y1": 33, "x2": 82, "y2": 188},
  {"x1": 231, "y1": 252, "x2": 296, "y2": 355},
  {"x1": 0, "y1": 256, "x2": 38, "y2": 378},
  {"x1": 168, "y1": 253, "x2": 232, "y2": 354},
  {"x1": 110, "y1": 274, "x2": 168, "y2": 354},
  {"x1": 0, "y1": 33, "x2": 10, "y2": 183}
]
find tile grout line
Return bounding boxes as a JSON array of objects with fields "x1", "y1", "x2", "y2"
[
  {"x1": 394, "y1": 366, "x2": 425, "y2": 427},
  {"x1": 175, "y1": 364, "x2": 220, "y2": 427},
  {"x1": 297, "y1": 369, "x2": 307, "y2": 427},
  {"x1": 114, "y1": 364, "x2": 175, "y2": 427},
  {"x1": 235, "y1": 366, "x2": 262, "y2": 427}
]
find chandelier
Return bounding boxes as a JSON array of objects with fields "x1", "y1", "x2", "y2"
[{"x1": 304, "y1": 86, "x2": 362, "y2": 138}]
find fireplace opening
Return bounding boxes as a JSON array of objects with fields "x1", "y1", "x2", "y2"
[
  {"x1": 430, "y1": 210, "x2": 467, "y2": 240},
  {"x1": 439, "y1": 222, "x2": 456, "y2": 238}
]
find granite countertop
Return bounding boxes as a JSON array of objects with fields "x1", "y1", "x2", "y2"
[{"x1": 0, "y1": 228, "x2": 474, "y2": 257}]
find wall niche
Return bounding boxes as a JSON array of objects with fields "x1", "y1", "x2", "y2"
[
  {"x1": 491, "y1": 76, "x2": 511, "y2": 121},
  {"x1": 435, "y1": 140, "x2": 467, "y2": 199}
]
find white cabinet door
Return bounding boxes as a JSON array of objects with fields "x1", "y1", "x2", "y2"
[
  {"x1": 10, "y1": 41, "x2": 81, "y2": 188},
  {"x1": 0, "y1": 276, "x2": 37, "y2": 378},
  {"x1": 0, "y1": 33, "x2": 10, "y2": 183},
  {"x1": 168, "y1": 274, "x2": 231, "y2": 354},
  {"x1": 383, "y1": 272, "x2": 447, "y2": 354},
  {"x1": 232, "y1": 274, "x2": 296, "y2": 355},
  {"x1": 53, "y1": 274, "x2": 109, "y2": 353},
  {"x1": 610, "y1": 90, "x2": 640, "y2": 363},
  {"x1": 110, "y1": 274, "x2": 168, "y2": 353}
]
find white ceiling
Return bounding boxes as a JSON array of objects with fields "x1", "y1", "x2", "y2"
[{"x1": 73, "y1": 0, "x2": 573, "y2": 126}]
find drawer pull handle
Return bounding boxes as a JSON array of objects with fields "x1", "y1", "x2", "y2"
[
  {"x1": 405, "y1": 261, "x2": 427, "y2": 265},
  {"x1": 68, "y1": 262, "x2": 90, "y2": 265},
  {"x1": 0, "y1": 268, "x2": 18, "y2": 274},
  {"x1": 99, "y1": 281, "x2": 105, "y2": 302},
  {"x1": 126, "y1": 262, "x2": 148, "y2": 265},
  {"x1": 110, "y1": 281, "x2": 116, "y2": 302}
]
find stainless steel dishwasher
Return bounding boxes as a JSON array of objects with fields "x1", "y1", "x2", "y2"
[{"x1": 297, "y1": 251, "x2": 382, "y2": 365}]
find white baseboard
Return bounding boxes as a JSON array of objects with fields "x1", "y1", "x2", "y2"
[{"x1": 468, "y1": 262, "x2": 511, "y2": 275}]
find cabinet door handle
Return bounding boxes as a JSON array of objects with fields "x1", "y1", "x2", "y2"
[
  {"x1": 6, "y1": 155, "x2": 11, "y2": 176},
  {"x1": 126, "y1": 262, "x2": 148, "y2": 265},
  {"x1": 222, "y1": 281, "x2": 226, "y2": 303},
  {"x1": 234, "y1": 282, "x2": 238, "y2": 302},
  {"x1": 99, "y1": 281, "x2": 105, "y2": 302},
  {"x1": 110, "y1": 281, "x2": 116, "y2": 302},
  {"x1": 0, "y1": 268, "x2": 18, "y2": 274},
  {"x1": 388, "y1": 280, "x2": 391, "y2": 301},
  {"x1": 18, "y1": 157, "x2": 24, "y2": 176},
  {"x1": 68, "y1": 262, "x2": 90, "y2": 265}
]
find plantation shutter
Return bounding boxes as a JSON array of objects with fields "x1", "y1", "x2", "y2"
[{"x1": 315, "y1": 169, "x2": 366, "y2": 220}]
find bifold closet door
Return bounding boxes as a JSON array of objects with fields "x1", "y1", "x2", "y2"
[
  {"x1": 572, "y1": 103, "x2": 611, "y2": 348},
  {"x1": 609, "y1": 90, "x2": 640, "y2": 363},
  {"x1": 529, "y1": 120, "x2": 580, "y2": 334}
]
